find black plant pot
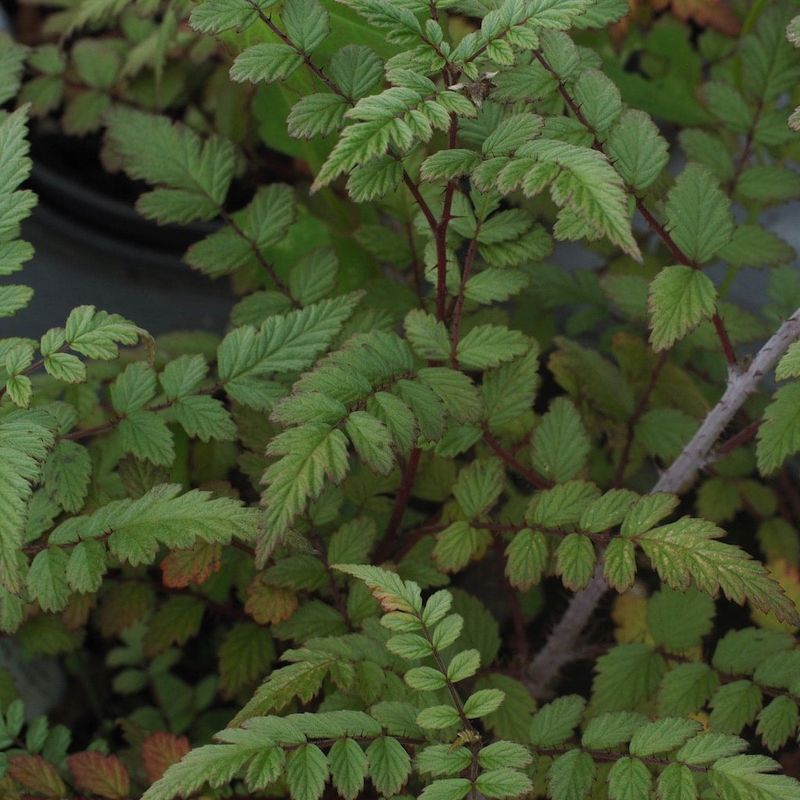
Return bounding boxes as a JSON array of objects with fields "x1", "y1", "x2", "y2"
[{"x1": 2, "y1": 132, "x2": 235, "y2": 340}]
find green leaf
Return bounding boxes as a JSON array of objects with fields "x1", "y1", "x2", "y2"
[
  {"x1": 64, "y1": 306, "x2": 140, "y2": 359},
  {"x1": 581, "y1": 711, "x2": 647, "y2": 749},
  {"x1": 658, "y1": 663, "x2": 719, "y2": 717},
  {"x1": 288, "y1": 93, "x2": 348, "y2": 139},
  {"x1": 43, "y1": 352, "x2": 86, "y2": 383},
  {"x1": 329, "y1": 739, "x2": 368, "y2": 800},
  {"x1": 463, "y1": 688, "x2": 504, "y2": 719},
  {"x1": 656, "y1": 763, "x2": 697, "y2": 800},
  {"x1": 648, "y1": 265, "x2": 717, "y2": 351},
  {"x1": 345, "y1": 411, "x2": 394, "y2": 475},
  {"x1": 757, "y1": 383, "x2": 800, "y2": 474},
  {"x1": 647, "y1": 587, "x2": 714, "y2": 653},
  {"x1": 105, "y1": 109, "x2": 235, "y2": 224},
  {"x1": 737, "y1": 166, "x2": 800, "y2": 204},
  {"x1": 606, "y1": 109, "x2": 668, "y2": 191},
  {"x1": 592, "y1": 644, "x2": 666, "y2": 714},
  {"x1": 452, "y1": 459, "x2": 504, "y2": 519},
  {"x1": 404, "y1": 309, "x2": 452, "y2": 361},
  {"x1": 65, "y1": 540, "x2": 106, "y2": 594},
  {"x1": 119, "y1": 411, "x2": 175, "y2": 467},
  {"x1": 709, "y1": 755, "x2": 800, "y2": 800},
  {"x1": 417, "y1": 745, "x2": 472, "y2": 778},
  {"x1": 419, "y1": 779, "x2": 472, "y2": 800},
  {"x1": 218, "y1": 293, "x2": 361, "y2": 407},
  {"x1": 664, "y1": 164, "x2": 734, "y2": 264},
  {"x1": 421, "y1": 149, "x2": 482, "y2": 181},
  {"x1": 287, "y1": 744, "x2": 329, "y2": 800},
  {"x1": 43, "y1": 441, "x2": 91, "y2": 513},
  {"x1": 366, "y1": 737, "x2": 411, "y2": 796},
  {"x1": 218, "y1": 623, "x2": 275, "y2": 698},
  {"x1": 173, "y1": 396, "x2": 236, "y2": 442},
  {"x1": 709, "y1": 680, "x2": 762, "y2": 734},
  {"x1": 531, "y1": 397, "x2": 589, "y2": 483},
  {"x1": 27, "y1": 547, "x2": 69, "y2": 613},
  {"x1": 416, "y1": 705, "x2": 461, "y2": 730},
  {"x1": 457, "y1": 324, "x2": 528, "y2": 370},
  {"x1": 189, "y1": 0, "x2": 279, "y2": 34},
  {"x1": 505, "y1": 529, "x2": 548, "y2": 591},
  {"x1": 608, "y1": 757, "x2": 652, "y2": 800},
  {"x1": 756, "y1": 696, "x2": 799, "y2": 752},
  {"x1": 474, "y1": 768, "x2": 532, "y2": 799},
  {"x1": 636, "y1": 517, "x2": 800, "y2": 626},
  {"x1": 629, "y1": 718, "x2": 701, "y2": 757},
  {"x1": 334, "y1": 564, "x2": 422, "y2": 614},
  {"x1": 447, "y1": 649, "x2": 481, "y2": 683},
  {"x1": 529, "y1": 695, "x2": 586, "y2": 747},
  {"x1": 231, "y1": 43, "x2": 304, "y2": 84},
  {"x1": 284, "y1": 0, "x2": 330, "y2": 52},
  {"x1": 477, "y1": 742, "x2": 531, "y2": 771},
  {"x1": 555, "y1": 534, "x2": 596, "y2": 590},
  {"x1": 603, "y1": 537, "x2": 637, "y2": 592},
  {"x1": 547, "y1": 749, "x2": 595, "y2": 800},
  {"x1": 776, "y1": 343, "x2": 800, "y2": 381}
]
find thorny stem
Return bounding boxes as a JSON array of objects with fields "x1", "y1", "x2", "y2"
[
  {"x1": 436, "y1": 115, "x2": 461, "y2": 321},
  {"x1": 449, "y1": 237, "x2": 479, "y2": 364},
  {"x1": 483, "y1": 430, "x2": 552, "y2": 490},
  {"x1": 380, "y1": 447, "x2": 423, "y2": 557},
  {"x1": 533, "y1": 49, "x2": 738, "y2": 367},
  {"x1": 728, "y1": 97, "x2": 765, "y2": 195},
  {"x1": 526, "y1": 307, "x2": 800, "y2": 699}
]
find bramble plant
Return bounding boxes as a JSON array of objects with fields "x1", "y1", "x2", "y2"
[{"x1": 2, "y1": 0, "x2": 800, "y2": 798}]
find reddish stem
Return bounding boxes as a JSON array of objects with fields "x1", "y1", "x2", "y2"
[{"x1": 483, "y1": 430, "x2": 551, "y2": 490}]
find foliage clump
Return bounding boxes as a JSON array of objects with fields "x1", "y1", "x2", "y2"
[{"x1": 2, "y1": 0, "x2": 800, "y2": 798}]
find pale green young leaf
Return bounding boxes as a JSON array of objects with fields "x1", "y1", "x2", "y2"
[
  {"x1": 64, "y1": 306, "x2": 140, "y2": 360},
  {"x1": 648, "y1": 265, "x2": 717, "y2": 351},
  {"x1": 573, "y1": 69, "x2": 622, "y2": 134},
  {"x1": 333, "y1": 564, "x2": 422, "y2": 614},
  {"x1": 347, "y1": 156, "x2": 403, "y2": 202},
  {"x1": 709, "y1": 755, "x2": 800, "y2": 800},
  {"x1": 463, "y1": 688, "x2": 504, "y2": 719},
  {"x1": 477, "y1": 742, "x2": 531, "y2": 771},
  {"x1": 776, "y1": 342, "x2": 800, "y2": 380},
  {"x1": 419, "y1": 779, "x2": 471, "y2": 800},
  {"x1": 756, "y1": 383, "x2": 800, "y2": 474},
  {"x1": 416, "y1": 705, "x2": 461, "y2": 730},
  {"x1": 416, "y1": 745, "x2": 472, "y2": 778}
]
